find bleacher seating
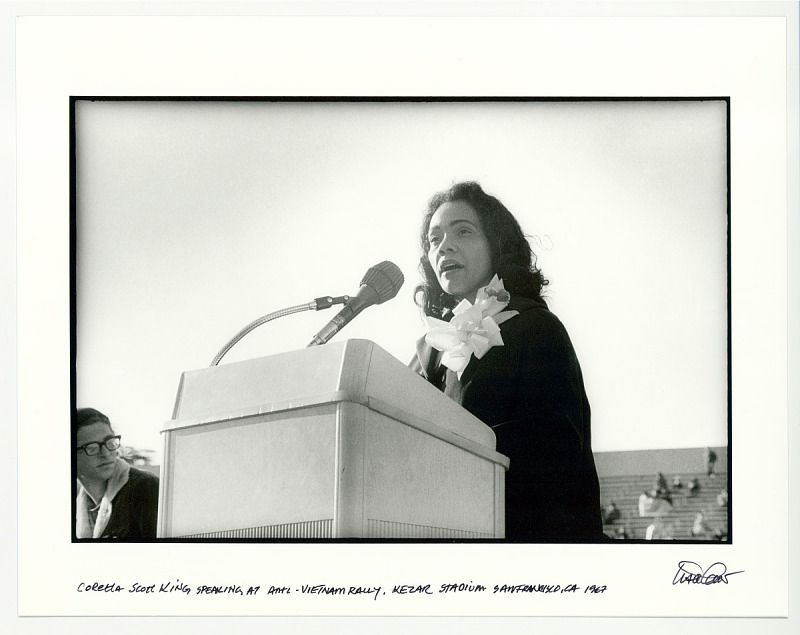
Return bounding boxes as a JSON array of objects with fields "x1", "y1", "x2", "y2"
[{"x1": 598, "y1": 471, "x2": 728, "y2": 540}]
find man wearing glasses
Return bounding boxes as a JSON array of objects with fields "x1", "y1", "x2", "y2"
[{"x1": 74, "y1": 407, "x2": 159, "y2": 539}]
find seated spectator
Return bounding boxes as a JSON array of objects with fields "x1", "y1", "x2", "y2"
[
  {"x1": 672, "y1": 474, "x2": 683, "y2": 489},
  {"x1": 75, "y1": 407, "x2": 159, "y2": 539},
  {"x1": 688, "y1": 477, "x2": 700, "y2": 497},
  {"x1": 646, "y1": 520, "x2": 675, "y2": 540},
  {"x1": 639, "y1": 489, "x2": 672, "y2": 517},
  {"x1": 638, "y1": 490, "x2": 653, "y2": 516},
  {"x1": 690, "y1": 511, "x2": 713, "y2": 539},
  {"x1": 716, "y1": 489, "x2": 729, "y2": 507},
  {"x1": 651, "y1": 472, "x2": 673, "y2": 504},
  {"x1": 603, "y1": 500, "x2": 621, "y2": 524}
]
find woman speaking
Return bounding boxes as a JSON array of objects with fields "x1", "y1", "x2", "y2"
[{"x1": 411, "y1": 182, "x2": 602, "y2": 541}]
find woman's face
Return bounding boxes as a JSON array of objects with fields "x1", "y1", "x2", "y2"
[
  {"x1": 427, "y1": 200, "x2": 494, "y2": 304},
  {"x1": 76, "y1": 422, "x2": 118, "y2": 484}
]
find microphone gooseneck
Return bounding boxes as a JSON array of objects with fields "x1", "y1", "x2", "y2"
[
  {"x1": 210, "y1": 295, "x2": 350, "y2": 366},
  {"x1": 307, "y1": 261, "x2": 404, "y2": 347}
]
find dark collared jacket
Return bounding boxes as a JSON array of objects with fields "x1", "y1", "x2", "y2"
[
  {"x1": 101, "y1": 466, "x2": 159, "y2": 539},
  {"x1": 411, "y1": 297, "x2": 602, "y2": 541}
]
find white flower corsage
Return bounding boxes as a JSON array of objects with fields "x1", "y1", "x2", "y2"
[{"x1": 424, "y1": 275, "x2": 519, "y2": 378}]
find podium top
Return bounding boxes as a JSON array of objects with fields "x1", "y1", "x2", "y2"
[{"x1": 169, "y1": 339, "x2": 497, "y2": 450}]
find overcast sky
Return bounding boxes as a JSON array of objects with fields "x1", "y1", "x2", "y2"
[{"x1": 75, "y1": 100, "x2": 728, "y2": 459}]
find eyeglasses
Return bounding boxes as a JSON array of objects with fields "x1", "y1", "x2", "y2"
[{"x1": 76, "y1": 435, "x2": 121, "y2": 456}]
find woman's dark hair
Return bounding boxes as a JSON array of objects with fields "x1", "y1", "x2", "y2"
[{"x1": 415, "y1": 181, "x2": 548, "y2": 318}]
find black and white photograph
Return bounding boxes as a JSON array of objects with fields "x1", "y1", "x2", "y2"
[
  {"x1": 8, "y1": 3, "x2": 796, "y2": 629},
  {"x1": 73, "y1": 98, "x2": 729, "y2": 544}
]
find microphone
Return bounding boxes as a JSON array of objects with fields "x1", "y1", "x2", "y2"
[{"x1": 307, "y1": 261, "x2": 404, "y2": 346}]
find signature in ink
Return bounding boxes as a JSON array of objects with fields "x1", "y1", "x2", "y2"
[{"x1": 672, "y1": 561, "x2": 744, "y2": 586}]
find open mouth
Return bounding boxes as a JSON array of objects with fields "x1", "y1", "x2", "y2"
[{"x1": 439, "y1": 261, "x2": 463, "y2": 274}]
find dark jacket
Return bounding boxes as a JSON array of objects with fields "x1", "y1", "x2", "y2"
[
  {"x1": 101, "y1": 466, "x2": 160, "y2": 539},
  {"x1": 411, "y1": 297, "x2": 602, "y2": 541}
]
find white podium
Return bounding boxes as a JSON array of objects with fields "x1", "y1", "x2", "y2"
[{"x1": 158, "y1": 339, "x2": 508, "y2": 539}]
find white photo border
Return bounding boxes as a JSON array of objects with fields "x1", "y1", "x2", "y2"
[{"x1": 7, "y1": 2, "x2": 799, "y2": 632}]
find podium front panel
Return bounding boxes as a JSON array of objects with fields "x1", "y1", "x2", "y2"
[
  {"x1": 360, "y1": 408, "x2": 497, "y2": 538},
  {"x1": 161, "y1": 405, "x2": 337, "y2": 538}
]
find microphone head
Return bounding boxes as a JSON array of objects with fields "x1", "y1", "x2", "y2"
[{"x1": 360, "y1": 261, "x2": 404, "y2": 305}]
